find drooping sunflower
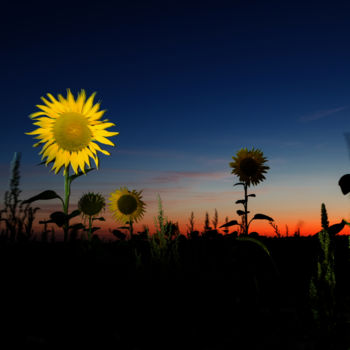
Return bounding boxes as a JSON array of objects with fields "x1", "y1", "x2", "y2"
[
  {"x1": 109, "y1": 187, "x2": 146, "y2": 224},
  {"x1": 229, "y1": 147, "x2": 269, "y2": 186},
  {"x1": 26, "y1": 89, "x2": 119, "y2": 175}
]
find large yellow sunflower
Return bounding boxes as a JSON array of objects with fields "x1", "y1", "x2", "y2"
[
  {"x1": 109, "y1": 187, "x2": 146, "y2": 224},
  {"x1": 229, "y1": 147, "x2": 269, "y2": 186},
  {"x1": 26, "y1": 89, "x2": 119, "y2": 174}
]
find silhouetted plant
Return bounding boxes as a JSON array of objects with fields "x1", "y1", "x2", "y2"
[
  {"x1": 203, "y1": 211, "x2": 211, "y2": 232},
  {"x1": 269, "y1": 221, "x2": 281, "y2": 238},
  {"x1": 150, "y1": 194, "x2": 180, "y2": 269},
  {"x1": 211, "y1": 208, "x2": 218, "y2": 230},
  {"x1": 309, "y1": 203, "x2": 336, "y2": 337},
  {"x1": 0, "y1": 152, "x2": 39, "y2": 241},
  {"x1": 221, "y1": 147, "x2": 273, "y2": 235},
  {"x1": 186, "y1": 211, "x2": 195, "y2": 237},
  {"x1": 78, "y1": 192, "x2": 105, "y2": 241}
]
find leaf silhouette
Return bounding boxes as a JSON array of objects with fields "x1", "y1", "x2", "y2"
[
  {"x1": 68, "y1": 210, "x2": 80, "y2": 219},
  {"x1": 92, "y1": 217, "x2": 105, "y2": 221},
  {"x1": 49, "y1": 211, "x2": 66, "y2": 227},
  {"x1": 248, "y1": 194, "x2": 256, "y2": 197},
  {"x1": 252, "y1": 213, "x2": 274, "y2": 221},
  {"x1": 339, "y1": 174, "x2": 350, "y2": 195},
  {"x1": 219, "y1": 220, "x2": 239, "y2": 228},
  {"x1": 233, "y1": 182, "x2": 245, "y2": 187},
  {"x1": 235, "y1": 200, "x2": 246, "y2": 205},
  {"x1": 237, "y1": 210, "x2": 249, "y2": 216},
  {"x1": 22, "y1": 190, "x2": 62, "y2": 204},
  {"x1": 69, "y1": 168, "x2": 96, "y2": 182}
]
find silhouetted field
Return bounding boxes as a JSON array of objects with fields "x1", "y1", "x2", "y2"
[{"x1": 1, "y1": 234, "x2": 350, "y2": 349}]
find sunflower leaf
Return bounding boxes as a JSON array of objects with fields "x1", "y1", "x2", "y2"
[
  {"x1": 235, "y1": 199, "x2": 246, "y2": 205},
  {"x1": 338, "y1": 174, "x2": 350, "y2": 195},
  {"x1": 69, "y1": 168, "x2": 96, "y2": 182},
  {"x1": 237, "y1": 210, "x2": 249, "y2": 216},
  {"x1": 248, "y1": 194, "x2": 256, "y2": 197},
  {"x1": 22, "y1": 190, "x2": 63, "y2": 204},
  {"x1": 49, "y1": 211, "x2": 66, "y2": 227},
  {"x1": 233, "y1": 182, "x2": 245, "y2": 187},
  {"x1": 68, "y1": 210, "x2": 81, "y2": 219},
  {"x1": 219, "y1": 220, "x2": 239, "y2": 228},
  {"x1": 252, "y1": 213, "x2": 274, "y2": 221},
  {"x1": 91, "y1": 227, "x2": 100, "y2": 233}
]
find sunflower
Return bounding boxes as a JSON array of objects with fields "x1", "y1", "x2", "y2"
[
  {"x1": 109, "y1": 187, "x2": 146, "y2": 224},
  {"x1": 26, "y1": 89, "x2": 119, "y2": 175},
  {"x1": 78, "y1": 192, "x2": 105, "y2": 217},
  {"x1": 229, "y1": 147, "x2": 269, "y2": 186}
]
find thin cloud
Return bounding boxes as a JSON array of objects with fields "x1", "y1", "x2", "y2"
[
  {"x1": 149, "y1": 171, "x2": 231, "y2": 184},
  {"x1": 299, "y1": 106, "x2": 347, "y2": 122}
]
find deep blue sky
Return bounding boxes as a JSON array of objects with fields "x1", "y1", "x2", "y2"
[{"x1": 1, "y1": 0, "x2": 350, "y2": 237}]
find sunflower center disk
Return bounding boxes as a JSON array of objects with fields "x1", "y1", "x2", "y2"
[
  {"x1": 117, "y1": 195, "x2": 138, "y2": 215},
  {"x1": 53, "y1": 112, "x2": 92, "y2": 152},
  {"x1": 239, "y1": 158, "x2": 260, "y2": 177}
]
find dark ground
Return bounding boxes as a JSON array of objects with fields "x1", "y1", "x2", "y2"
[{"x1": 1, "y1": 235, "x2": 350, "y2": 349}]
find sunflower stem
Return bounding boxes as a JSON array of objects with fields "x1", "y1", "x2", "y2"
[
  {"x1": 129, "y1": 218, "x2": 134, "y2": 239},
  {"x1": 88, "y1": 215, "x2": 92, "y2": 241},
  {"x1": 63, "y1": 167, "x2": 71, "y2": 242},
  {"x1": 244, "y1": 182, "x2": 249, "y2": 235}
]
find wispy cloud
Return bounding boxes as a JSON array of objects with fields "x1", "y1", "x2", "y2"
[{"x1": 299, "y1": 106, "x2": 347, "y2": 122}]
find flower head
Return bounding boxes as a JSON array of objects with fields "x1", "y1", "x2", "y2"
[
  {"x1": 26, "y1": 89, "x2": 119, "y2": 175},
  {"x1": 109, "y1": 187, "x2": 146, "y2": 224},
  {"x1": 78, "y1": 192, "x2": 105, "y2": 217},
  {"x1": 229, "y1": 147, "x2": 269, "y2": 186}
]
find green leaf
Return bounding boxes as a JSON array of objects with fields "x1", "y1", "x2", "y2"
[
  {"x1": 219, "y1": 220, "x2": 239, "y2": 228},
  {"x1": 68, "y1": 210, "x2": 81, "y2": 219},
  {"x1": 248, "y1": 194, "x2": 256, "y2": 197},
  {"x1": 69, "y1": 168, "x2": 96, "y2": 182},
  {"x1": 235, "y1": 200, "x2": 246, "y2": 205},
  {"x1": 92, "y1": 217, "x2": 105, "y2": 221},
  {"x1": 339, "y1": 174, "x2": 350, "y2": 195},
  {"x1": 252, "y1": 213, "x2": 274, "y2": 221},
  {"x1": 233, "y1": 182, "x2": 245, "y2": 187},
  {"x1": 22, "y1": 190, "x2": 63, "y2": 204}
]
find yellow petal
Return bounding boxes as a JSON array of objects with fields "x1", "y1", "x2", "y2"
[
  {"x1": 69, "y1": 152, "x2": 79, "y2": 174},
  {"x1": 93, "y1": 135, "x2": 115, "y2": 146},
  {"x1": 92, "y1": 122, "x2": 115, "y2": 129},
  {"x1": 76, "y1": 90, "x2": 86, "y2": 113},
  {"x1": 82, "y1": 92, "x2": 97, "y2": 115}
]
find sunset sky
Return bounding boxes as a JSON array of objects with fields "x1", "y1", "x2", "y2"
[{"x1": 1, "y1": 0, "x2": 350, "y2": 239}]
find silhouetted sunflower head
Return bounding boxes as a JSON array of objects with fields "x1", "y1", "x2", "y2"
[
  {"x1": 229, "y1": 147, "x2": 269, "y2": 186},
  {"x1": 78, "y1": 192, "x2": 105, "y2": 217},
  {"x1": 109, "y1": 187, "x2": 146, "y2": 224}
]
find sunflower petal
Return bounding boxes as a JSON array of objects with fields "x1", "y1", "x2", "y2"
[{"x1": 82, "y1": 92, "x2": 97, "y2": 115}]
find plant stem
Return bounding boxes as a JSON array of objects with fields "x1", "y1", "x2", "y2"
[
  {"x1": 88, "y1": 215, "x2": 92, "y2": 241},
  {"x1": 129, "y1": 217, "x2": 133, "y2": 239},
  {"x1": 63, "y1": 167, "x2": 71, "y2": 242},
  {"x1": 244, "y1": 182, "x2": 249, "y2": 235}
]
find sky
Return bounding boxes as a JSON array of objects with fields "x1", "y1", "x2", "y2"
[{"x1": 1, "y1": 0, "x2": 350, "y2": 239}]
